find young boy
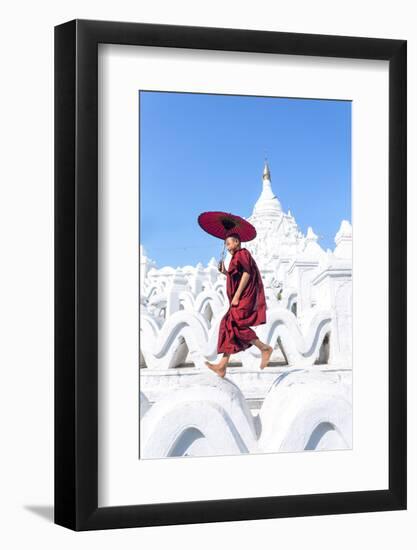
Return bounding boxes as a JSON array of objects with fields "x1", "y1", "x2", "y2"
[{"x1": 205, "y1": 233, "x2": 273, "y2": 377}]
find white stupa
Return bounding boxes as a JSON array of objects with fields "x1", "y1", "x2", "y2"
[{"x1": 245, "y1": 160, "x2": 304, "y2": 268}]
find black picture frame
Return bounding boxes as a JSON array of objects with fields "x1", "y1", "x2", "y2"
[{"x1": 54, "y1": 18, "x2": 407, "y2": 531}]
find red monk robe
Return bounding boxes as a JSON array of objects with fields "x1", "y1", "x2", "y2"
[{"x1": 217, "y1": 247, "x2": 267, "y2": 354}]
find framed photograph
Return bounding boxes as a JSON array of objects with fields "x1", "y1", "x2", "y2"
[{"x1": 54, "y1": 19, "x2": 407, "y2": 531}]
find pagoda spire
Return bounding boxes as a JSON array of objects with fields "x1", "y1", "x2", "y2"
[
  {"x1": 252, "y1": 159, "x2": 282, "y2": 215},
  {"x1": 263, "y1": 157, "x2": 271, "y2": 181}
]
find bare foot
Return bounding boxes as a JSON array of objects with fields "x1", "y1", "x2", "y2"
[
  {"x1": 260, "y1": 345, "x2": 273, "y2": 370},
  {"x1": 205, "y1": 360, "x2": 227, "y2": 378}
]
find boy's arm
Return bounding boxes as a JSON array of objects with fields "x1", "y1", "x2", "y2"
[{"x1": 232, "y1": 271, "x2": 250, "y2": 304}]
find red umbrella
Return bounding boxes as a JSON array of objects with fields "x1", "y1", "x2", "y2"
[{"x1": 197, "y1": 211, "x2": 257, "y2": 242}]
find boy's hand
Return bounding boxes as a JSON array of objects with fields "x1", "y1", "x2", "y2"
[
  {"x1": 231, "y1": 295, "x2": 239, "y2": 306},
  {"x1": 218, "y1": 260, "x2": 226, "y2": 274}
]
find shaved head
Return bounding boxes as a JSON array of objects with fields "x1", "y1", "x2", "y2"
[{"x1": 225, "y1": 233, "x2": 241, "y2": 244}]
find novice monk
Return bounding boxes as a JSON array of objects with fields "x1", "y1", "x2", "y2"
[{"x1": 205, "y1": 233, "x2": 273, "y2": 378}]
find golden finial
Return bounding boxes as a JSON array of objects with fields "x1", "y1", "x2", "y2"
[{"x1": 263, "y1": 156, "x2": 271, "y2": 181}]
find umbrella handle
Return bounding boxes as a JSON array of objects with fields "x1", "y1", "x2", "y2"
[
  {"x1": 218, "y1": 243, "x2": 226, "y2": 273},
  {"x1": 219, "y1": 243, "x2": 226, "y2": 266}
]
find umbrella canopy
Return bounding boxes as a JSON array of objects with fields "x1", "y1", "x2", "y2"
[{"x1": 197, "y1": 211, "x2": 257, "y2": 242}]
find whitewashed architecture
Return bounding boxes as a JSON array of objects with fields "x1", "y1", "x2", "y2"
[{"x1": 140, "y1": 161, "x2": 352, "y2": 459}]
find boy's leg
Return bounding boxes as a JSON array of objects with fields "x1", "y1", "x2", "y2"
[
  {"x1": 205, "y1": 353, "x2": 230, "y2": 378},
  {"x1": 249, "y1": 338, "x2": 273, "y2": 369}
]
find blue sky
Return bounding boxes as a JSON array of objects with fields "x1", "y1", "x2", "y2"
[{"x1": 139, "y1": 91, "x2": 351, "y2": 268}]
